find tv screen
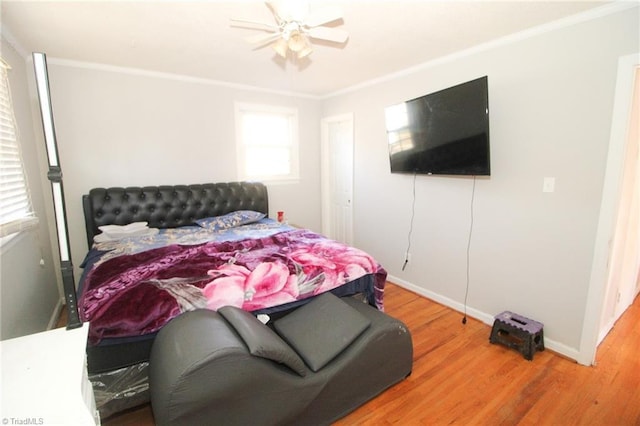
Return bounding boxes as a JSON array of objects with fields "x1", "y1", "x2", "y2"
[{"x1": 385, "y1": 76, "x2": 490, "y2": 176}]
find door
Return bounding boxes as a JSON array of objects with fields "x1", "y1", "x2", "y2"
[
  {"x1": 321, "y1": 114, "x2": 354, "y2": 245},
  {"x1": 598, "y1": 65, "x2": 640, "y2": 342}
]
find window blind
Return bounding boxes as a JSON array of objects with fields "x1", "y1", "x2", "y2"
[{"x1": 0, "y1": 58, "x2": 37, "y2": 237}]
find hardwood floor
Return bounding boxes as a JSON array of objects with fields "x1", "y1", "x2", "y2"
[{"x1": 99, "y1": 283, "x2": 640, "y2": 425}]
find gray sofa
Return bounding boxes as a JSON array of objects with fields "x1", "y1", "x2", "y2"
[{"x1": 149, "y1": 293, "x2": 413, "y2": 425}]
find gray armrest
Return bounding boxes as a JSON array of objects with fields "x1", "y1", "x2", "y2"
[{"x1": 149, "y1": 310, "x2": 247, "y2": 406}]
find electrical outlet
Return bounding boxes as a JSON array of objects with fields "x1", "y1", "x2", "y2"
[{"x1": 543, "y1": 177, "x2": 555, "y2": 193}]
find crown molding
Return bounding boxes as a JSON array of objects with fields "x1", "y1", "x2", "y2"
[
  {"x1": 323, "y1": 1, "x2": 639, "y2": 99},
  {"x1": 46, "y1": 57, "x2": 320, "y2": 100},
  {"x1": 1, "y1": 23, "x2": 30, "y2": 61},
  {"x1": 3, "y1": 1, "x2": 635, "y2": 100}
]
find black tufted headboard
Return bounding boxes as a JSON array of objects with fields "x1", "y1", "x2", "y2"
[{"x1": 82, "y1": 181, "x2": 268, "y2": 247}]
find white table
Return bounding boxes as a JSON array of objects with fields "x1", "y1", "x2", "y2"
[{"x1": 0, "y1": 323, "x2": 100, "y2": 425}]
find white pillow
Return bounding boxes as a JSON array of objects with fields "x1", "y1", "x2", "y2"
[
  {"x1": 94, "y1": 227, "x2": 158, "y2": 243},
  {"x1": 98, "y1": 221, "x2": 148, "y2": 233}
]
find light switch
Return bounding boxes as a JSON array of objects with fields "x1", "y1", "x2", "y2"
[{"x1": 543, "y1": 177, "x2": 555, "y2": 193}]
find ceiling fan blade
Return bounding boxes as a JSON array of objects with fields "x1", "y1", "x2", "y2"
[
  {"x1": 230, "y1": 18, "x2": 278, "y2": 32},
  {"x1": 246, "y1": 32, "x2": 282, "y2": 46},
  {"x1": 304, "y1": 6, "x2": 343, "y2": 27},
  {"x1": 307, "y1": 26, "x2": 349, "y2": 44},
  {"x1": 265, "y1": 0, "x2": 284, "y2": 25}
]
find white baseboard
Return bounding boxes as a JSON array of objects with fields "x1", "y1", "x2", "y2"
[{"x1": 387, "y1": 274, "x2": 581, "y2": 363}]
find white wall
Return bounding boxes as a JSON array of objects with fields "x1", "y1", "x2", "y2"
[
  {"x1": 1, "y1": 38, "x2": 61, "y2": 339},
  {"x1": 42, "y1": 62, "x2": 323, "y2": 277},
  {"x1": 322, "y1": 7, "x2": 639, "y2": 359}
]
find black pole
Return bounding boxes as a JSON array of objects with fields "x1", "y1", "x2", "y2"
[{"x1": 32, "y1": 52, "x2": 82, "y2": 329}]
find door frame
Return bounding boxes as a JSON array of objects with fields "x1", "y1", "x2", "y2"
[{"x1": 579, "y1": 53, "x2": 639, "y2": 365}]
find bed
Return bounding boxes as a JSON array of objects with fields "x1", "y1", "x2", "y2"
[{"x1": 78, "y1": 181, "x2": 387, "y2": 417}]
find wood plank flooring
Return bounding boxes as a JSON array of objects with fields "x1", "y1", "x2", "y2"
[{"x1": 98, "y1": 282, "x2": 639, "y2": 425}]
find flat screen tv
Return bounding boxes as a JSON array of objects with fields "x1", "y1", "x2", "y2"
[{"x1": 385, "y1": 76, "x2": 490, "y2": 176}]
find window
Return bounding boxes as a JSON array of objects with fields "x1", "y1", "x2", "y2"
[
  {"x1": 235, "y1": 103, "x2": 299, "y2": 182},
  {"x1": 0, "y1": 58, "x2": 37, "y2": 238}
]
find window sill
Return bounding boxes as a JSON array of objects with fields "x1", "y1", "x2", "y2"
[
  {"x1": 262, "y1": 178, "x2": 301, "y2": 186},
  {"x1": 241, "y1": 177, "x2": 301, "y2": 186},
  {"x1": 0, "y1": 217, "x2": 40, "y2": 253}
]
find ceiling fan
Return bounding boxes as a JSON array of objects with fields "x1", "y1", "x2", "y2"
[{"x1": 231, "y1": 0, "x2": 349, "y2": 59}]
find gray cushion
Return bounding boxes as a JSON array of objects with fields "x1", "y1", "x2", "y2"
[
  {"x1": 218, "y1": 306, "x2": 307, "y2": 376},
  {"x1": 273, "y1": 293, "x2": 371, "y2": 372}
]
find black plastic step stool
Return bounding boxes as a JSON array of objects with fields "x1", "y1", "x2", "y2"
[{"x1": 489, "y1": 311, "x2": 544, "y2": 360}]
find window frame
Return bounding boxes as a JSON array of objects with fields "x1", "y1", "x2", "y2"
[
  {"x1": 235, "y1": 102, "x2": 300, "y2": 183},
  {"x1": 0, "y1": 58, "x2": 38, "y2": 240}
]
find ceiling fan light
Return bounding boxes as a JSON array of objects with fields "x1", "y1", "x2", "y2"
[
  {"x1": 272, "y1": 38, "x2": 288, "y2": 57},
  {"x1": 287, "y1": 32, "x2": 307, "y2": 52},
  {"x1": 297, "y1": 44, "x2": 313, "y2": 58}
]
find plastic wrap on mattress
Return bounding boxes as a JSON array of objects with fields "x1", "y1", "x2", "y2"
[{"x1": 89, "y1": 362, "x2": 150, "y2": 419}]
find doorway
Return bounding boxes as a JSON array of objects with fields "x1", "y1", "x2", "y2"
[
  {"x1": 598, "y1": 64, "x2": 640, "y2": 343},
  {"x1": 581, "y1": 53, "x2": 640, "y2": 366},
  {"x1": 320, "y1": 113, "x2": 354, "y2": 245}
]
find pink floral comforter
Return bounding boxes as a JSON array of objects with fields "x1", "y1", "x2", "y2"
[{"x1": 80, "y1": 228, "x2": 386, "y2": 344}]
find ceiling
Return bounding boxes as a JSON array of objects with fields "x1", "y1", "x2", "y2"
[{"x1": 1, "y1": 1, "x2": 612, "y2": 97}]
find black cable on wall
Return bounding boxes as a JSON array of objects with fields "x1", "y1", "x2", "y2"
[
  {"x1": 402, "y1": 172, "x2": 417, "y2": 271},
  {"x1": 462, "y1": 175, "x2": 477, "y2": 325}
]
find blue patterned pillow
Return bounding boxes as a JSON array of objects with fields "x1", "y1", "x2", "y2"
[{"x1": 195, "y1": 210, "x2": 266, "y2": 231}]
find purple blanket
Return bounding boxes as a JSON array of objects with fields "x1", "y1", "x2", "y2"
[{"x1": 80, "y1": 229, "x2": 386, "y2": 344}]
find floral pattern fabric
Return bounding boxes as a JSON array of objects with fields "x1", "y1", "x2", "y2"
[{"x1": 79, "y1": 224, "x2": 386, "y2": 344}]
